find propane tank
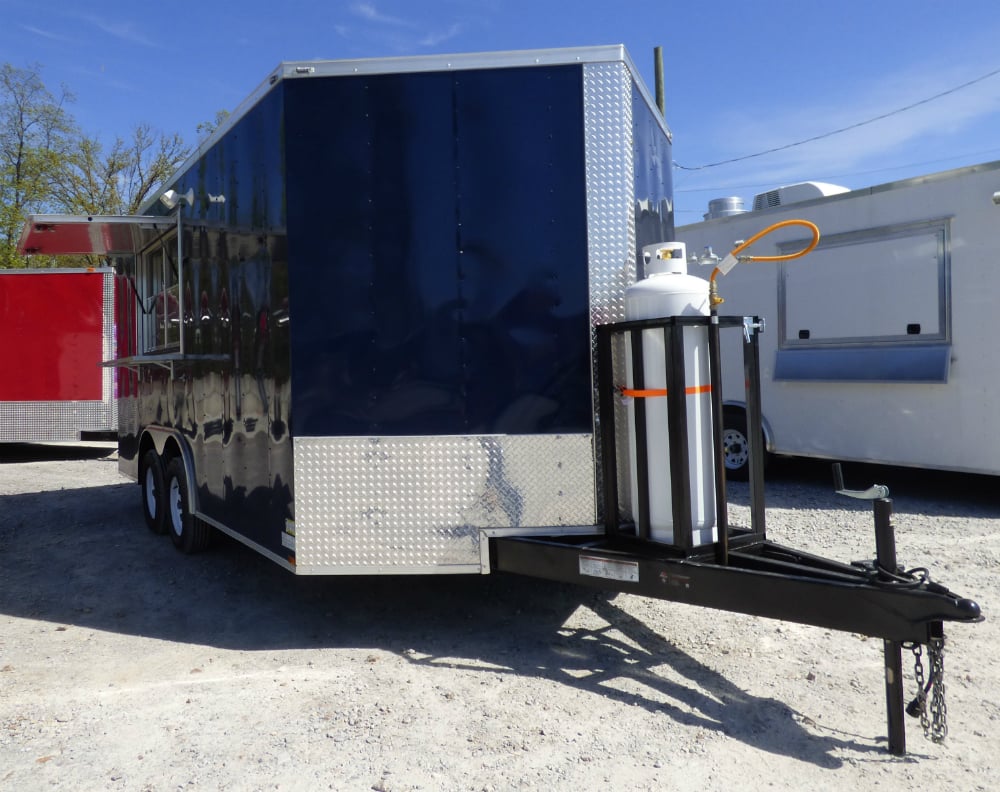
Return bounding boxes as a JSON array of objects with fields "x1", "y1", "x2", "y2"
[{"x1": 625, "y1": 241, "x2": 717, "y2": 545}]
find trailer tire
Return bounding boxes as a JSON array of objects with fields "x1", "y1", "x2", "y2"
[
  {"x1": 139, "y1": 450, "x2": 167, "y2": 535},
  {"x1": 165, "y1": 457, "x2": 212, "y2": 554},
  {"x1": 722, "y1": 408, "x2": 766, "y2": 481}
]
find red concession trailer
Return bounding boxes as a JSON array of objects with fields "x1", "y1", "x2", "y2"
[{"x1": 0, "y1": 267, "x2": 117, "y2": 442}]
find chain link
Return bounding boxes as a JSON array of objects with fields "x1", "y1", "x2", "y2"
[
  {"x1": 908, "y1": 637, "x2": 948, "y2": 743},
  {"x1": 910, "y1": 643, "x2": 930, "y2": 735},
  {"x1": 928, "y1": 636, "x2": 948, "y2": 743}
]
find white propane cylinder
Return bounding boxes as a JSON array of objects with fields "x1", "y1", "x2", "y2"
[{"x1": 625, "y1": 241, "x2": 717, "y2": 545}]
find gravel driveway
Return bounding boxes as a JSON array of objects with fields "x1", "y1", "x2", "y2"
[{"x1": 1, "y1": 443, "x2": 997, "y2": 791}]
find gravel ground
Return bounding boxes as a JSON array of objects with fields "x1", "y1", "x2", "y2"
[{"x1": 1, "y1": 443, "x2": 997, "y2": 791}]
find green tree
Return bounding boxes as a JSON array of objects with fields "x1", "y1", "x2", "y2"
[
  {"x1": 52, "y1": 123, "x2": 189, "y2": 216},
  {"x1": 196, "y1": 109, "x2": 230, "y2": 139},
  {"x1": 2, "y1": 63, "x2": 191, "y2": 267},
  {"x1": 0, "y1": 63, "x2": 76, "y2": 268}
]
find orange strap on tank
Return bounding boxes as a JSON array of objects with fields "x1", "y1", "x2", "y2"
[{"x1": 621, "y1": 385, "x2": 712, "y2": 398}]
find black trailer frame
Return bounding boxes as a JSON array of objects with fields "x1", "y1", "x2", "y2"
[{"x1": 492, "y1": 314, "x2": 981, "y2": 754}]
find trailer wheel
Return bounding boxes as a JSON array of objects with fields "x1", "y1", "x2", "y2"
[
  {"x1": 722, "y1": 409, "x2": 767, "y2": 481},
  {"x1": 139, "y1": 450, "x2": 167, "y2": 535},
  {"x1": 165, "y1": 457, "x2": 212, "y2": 554}
]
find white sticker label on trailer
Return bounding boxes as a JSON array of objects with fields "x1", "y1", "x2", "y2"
[{"x1": 579, "y1": 555, "x2": 639, "y2": 583}]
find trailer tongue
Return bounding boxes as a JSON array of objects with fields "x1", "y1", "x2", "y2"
[{"x1": 494, "y1": 309, "x2": 980, "y2": 755}]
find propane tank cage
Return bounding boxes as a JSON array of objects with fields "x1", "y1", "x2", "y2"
[{"x1": 491, "y1": 312, "x2": 981, "y2": 755}]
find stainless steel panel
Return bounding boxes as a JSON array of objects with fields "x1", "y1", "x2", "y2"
[
  {"x1": 584, "y1": 61, "x2": 636, "y2": 522},
  {"x1": 0, "y1": 400, "x2": 113, "y2": 442},
  {"x1": 292, "y1": 434, "x2": 595, "y2": 574},
  {"x1": 100, "y1": 270, "x2": 118, "y2": 430},
  {"x1": 584, "y1": 61, "x2": 635, "y2": 327}
]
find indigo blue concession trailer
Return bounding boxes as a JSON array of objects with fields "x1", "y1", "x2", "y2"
[{"x1": 18, "y1": 46, "x2": 980, "y2": 754}]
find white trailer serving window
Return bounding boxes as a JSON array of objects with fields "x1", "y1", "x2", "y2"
[
  {"x1": 138, "y1": 233, "x2": 181, "y2": 353},
  {"x1": 774, "y1": 218, "x2": 951, "y2": 382}
]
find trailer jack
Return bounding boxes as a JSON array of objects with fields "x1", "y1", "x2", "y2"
[{"x1": 491, "y1": 315, "x2": 982, "y2": 755}]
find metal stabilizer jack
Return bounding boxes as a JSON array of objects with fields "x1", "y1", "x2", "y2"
[
  {"x1": 832, "y1": 464, "x2": 966, "y2": 754},
  {"x1": 833, "y1": 462, "x2": 889, "y2": 501},
  {"x1": 491, "y1": 316, "x2": 982, "y2": 755},
  {"x1": 832, "y1": 463, "x2": 909, "y2": 754}
]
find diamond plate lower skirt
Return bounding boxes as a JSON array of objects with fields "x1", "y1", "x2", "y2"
[{"x1": 292, "y1": 434, "x2": 596, "y2": 574}]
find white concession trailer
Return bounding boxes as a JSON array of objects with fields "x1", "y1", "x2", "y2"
[{"x1": 677, "y1": 161, "x2": 1000, "y2": 477}]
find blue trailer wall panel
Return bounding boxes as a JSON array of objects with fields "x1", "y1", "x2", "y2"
[
  {"x1": 148, "y1": 85, "x2": 292, "y2": 552},
  {"x1": 283, "y1": 65, "x2": 591, "y2": 438}
]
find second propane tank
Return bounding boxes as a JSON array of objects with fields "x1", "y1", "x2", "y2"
[{"x1": 625, "y1": 241, "x2": 717, "y2": 545}]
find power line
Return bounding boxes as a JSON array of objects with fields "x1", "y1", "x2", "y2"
[
  {"x1": 675, "y1": 146, "x2": 1000, "y2": 193},
  {"x1": 673, "y1": 65, "x2": 1000, "y2": 171}
]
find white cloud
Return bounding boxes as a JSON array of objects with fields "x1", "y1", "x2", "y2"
[
  {"x1": 419, "y1": 23, "x2": 464, "y2": 48},
  {"x1": 78, "y1": 15, "x2": 163, "y2": 49},
  {"x1": 346, "y1": 2, "x2": 473, "y2": 50},
  {"x1": 351, "y1": 3, "x2": 415, "y2": 28},
  {"x1": 19, "y1": 24, "x2": 76, "y2": 43}
]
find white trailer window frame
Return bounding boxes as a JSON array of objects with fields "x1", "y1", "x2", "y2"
[
  {"x1": 137, "y1": 231, "x2": 181, "y2": 354},
  {"x1": 774, "y1": 218, "x2": 952, "y2": 383}
]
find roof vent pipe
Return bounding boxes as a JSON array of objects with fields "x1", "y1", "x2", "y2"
[{"x1": 703, "y1": 196, "x2": 747, "y2": 221}]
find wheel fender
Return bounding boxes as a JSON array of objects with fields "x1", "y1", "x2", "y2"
[
  {"x1": 722, "y1": 401, "x2": 775, "y2": 453},
  {"x1": 140, "y1": 427, "x2": 199, "y2": 516}
]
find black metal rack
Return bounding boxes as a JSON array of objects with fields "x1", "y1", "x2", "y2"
[{"x1": 491, "y1": 313, "x2": 981, "y2": 754}]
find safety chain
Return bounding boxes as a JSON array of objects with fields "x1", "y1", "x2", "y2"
[
  {"x1": 928, "y1": 636, "x2": 948, "y2": 743},
  {"x1": 907, "y1": 637, "x2": 948, "y2": 743}
]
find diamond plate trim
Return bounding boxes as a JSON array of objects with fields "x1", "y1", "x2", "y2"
[
  {"x1": 584, "y1": 62, "x2": 636, "y2": 522},
  {"x1": 101, "y1": 270, "x2": 118, "y2": 430},
  {"x1": 584, "y1": 61, "x2": 635, "y2": 327},
  {"x1": 0, "y1": 400, "x2": 114, "y2": 442},
  {"x1": 292, "y1": 434, "x2": 596, "y2": 573}
]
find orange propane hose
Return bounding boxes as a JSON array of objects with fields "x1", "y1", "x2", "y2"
[
  {"x1": 709, "y1": 218, "x2": 820, "y2": 305},
  {"x1": 730, "y1": 218, "x2": 820, "y2": 261}
]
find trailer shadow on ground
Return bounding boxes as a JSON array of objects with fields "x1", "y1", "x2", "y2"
[
  {"x1": 0, "y1": 442, "x2": 117, "y2": 464},
  {"x1": 397, "y1": 592, "x2": 892, "y2": 769},
  {"x1": 0, "y1": 480, "x2": 903, "y2": 769}
]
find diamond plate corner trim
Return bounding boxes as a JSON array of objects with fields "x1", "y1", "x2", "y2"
[
  {"x1": 292, "y1": 434, "x2": 596, "y2": 573},
  {"x1": 583, "y1": 61, "x2": 635, "y2": 327},
  {"x1": 101, "y1": 270, "x2": 118, "y2": 429},
  {"x1": 584, "y1": 62, "x2": 636, "y2": 523}
]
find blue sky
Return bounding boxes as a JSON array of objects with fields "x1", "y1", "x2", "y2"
[{"x1": 3, "y1": 0, "x2": 1000, "y2": 223}]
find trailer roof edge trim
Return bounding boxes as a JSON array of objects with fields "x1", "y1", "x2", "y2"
[{"x1": 278, "y1": 44, "x2": 635, "y2": 78}]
